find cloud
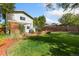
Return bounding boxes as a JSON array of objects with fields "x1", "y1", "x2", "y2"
[
  {"x1": 46, "y1": 10, "x2": 63, "y2": 17},
  {"x1": 45, "y1": 8, "x2": 79, "y2": 17},
  {"x1": 43, "y1": 3, "x2": 49, "y2": 7},
  {"x1": 44, "y1": 4, "x2": 79, "y2": 24},
  {"x1": 45, "y1": 17, "x2": 60, "y2": 25},
  {"x1": 45, "y1": 17, "x2": 53, "y2": 24}
]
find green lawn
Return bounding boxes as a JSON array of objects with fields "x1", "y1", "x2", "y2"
[
  {"x1": 0, "y1": 34, "x2": 10, "y2": 41},
  {"x1": 0, "y1": 34, "x2": 10, "y2": 45},
  {"x1": 0, "y1": 34, "x2": 11, "y2": 39},
  {"x1": 0, "y1": 34, "x2": 7, "y2": 39},
  {"x1": 7, "y1": 32, "x2": 79, "y2": 56}
]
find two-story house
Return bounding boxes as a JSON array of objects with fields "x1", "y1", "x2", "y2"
[{"x1": 7, "y1": 11, "x2": 35, "y2": 33}]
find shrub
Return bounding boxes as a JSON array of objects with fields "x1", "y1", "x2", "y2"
[
  {"x1": 46, "y1": 32, "x2": 51, "y2": 34},
  {"x1": 19, "y1": 24, "x2": 25, "y2": 33},
  {"x1": 29, "y1": 29, "x2": 34, "y2": 33}
]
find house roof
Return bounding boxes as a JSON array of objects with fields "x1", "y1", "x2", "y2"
[{"x1": 13, "y1": 11, "x2": 34, "y2": 19}]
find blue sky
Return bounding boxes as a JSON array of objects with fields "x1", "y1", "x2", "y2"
[
  {"x1": 0, "y1": 3, "x2": 79, "y2": 24},
  {"x1": 15, "y1": 3, "x2": 60, "y2": 24},
  {"x1": 0, "y1": 3, "x2": 62, "y2": 24},
  {"x1": 15, "y1": 3, "x2": 45, "y2": 17}
]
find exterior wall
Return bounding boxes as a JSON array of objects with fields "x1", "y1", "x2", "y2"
[
  {"x1": 13, "y1": 13, "x2": 33, "y2": 24},
  {"x1": 7, "y1": 13, "x2": 33, "y2": 33},
  {"x1": 24, "y1": 24, "x2": 31, "y2": 33}
]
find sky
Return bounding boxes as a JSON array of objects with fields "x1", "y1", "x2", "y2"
[
  {"x1": 1, "y1": 3, "x2": 79, "y2": 24},
  {"x1": 15, "y1": 3, "x2": 60, "y2": 24},
  {"x1": 15, "y1": 3, "x2": 45, "y2": 17},
  {"x1": 0, "y1": 3, "x2": 64, "y2": 24}
]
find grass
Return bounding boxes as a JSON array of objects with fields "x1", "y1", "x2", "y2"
[
  {"x1": 7, "y1": 32, "x2": 79, "y2": 56},
  {"x1": 0, "y1": 34, "x2": 11, "y2": 45},
  {"x1": 7, "y1": 39, "x2": 50, "y2": 56},
  {"x1": 0, "y1": 34, "x2": 6, "y2": 45},
  {"x1": 0, "y1": 34, "x2": 11, "y2": 39}
]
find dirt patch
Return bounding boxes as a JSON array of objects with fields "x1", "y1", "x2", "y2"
[{"x1": 0, "y1": 38, "x2": 16, "y2": 56}]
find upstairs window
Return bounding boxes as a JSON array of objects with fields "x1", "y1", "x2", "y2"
[{"x1": 20, "y1": 16, "x2": 25, "y2": 20}]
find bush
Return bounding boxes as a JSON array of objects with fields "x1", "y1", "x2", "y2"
[
  {"x1": 29, "y1": 29, "x2": 34, "y2": 33},
  {"x1": 19, "y1": 24, "x2": 25, "y2": 33},
  {"x1": 46, "y1": 32, "x2": 51, "y2": 34}
]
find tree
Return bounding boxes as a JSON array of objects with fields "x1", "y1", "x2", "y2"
[
  {"x1": 73, "y1": 14, "x2": 79, "y2": 25},
  {"x1": 57, "y1": 3, "x2": 79, "y2": 10},
  {"x1": 38, "y1": 16, "x2": 46, "y2": 29},
  {"x1": 33, "y1": 16, "x2": 46, "y2": 31},
  {"x1": 33, "y1": 17, "x2": 38, "y2": 27},
  {"x1": 59, "y1": 13, "x2": 79, "y2": 26},
  {"x1": 45, "y1": 3, "x2": 79, "y2": 26},
  {"x1": 0, "y1": 3, "x2": 15, "y2": 34},
  {"x1": 45, "y1": 3, "x2": 79, "y2": 11},
  {"x1": 59, "y1": 13, "x2": 74, "y2": 25}
]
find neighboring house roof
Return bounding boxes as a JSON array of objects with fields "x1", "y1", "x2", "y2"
[{"x1": 13, "y1": 11, "x2": 34, "y2": 19}]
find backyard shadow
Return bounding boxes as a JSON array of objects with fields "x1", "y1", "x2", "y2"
[
  {"x1": 28, "y1": 34, "x2": 79, "y2": 56},
  {"x1": 69, "y1": 32, "x2": 79, "y2": 35}
]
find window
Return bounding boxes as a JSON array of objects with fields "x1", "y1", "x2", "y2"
[
  {"x1": 20, "y1": 16, "x2": 25, "y2": 20},
  {"x1": 27, "y1": 26, "x2": 30, "y2": 29}
]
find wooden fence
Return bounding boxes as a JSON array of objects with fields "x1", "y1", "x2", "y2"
[{"x1": 42, "y1": 25, "x2": 79, "y2": 32}]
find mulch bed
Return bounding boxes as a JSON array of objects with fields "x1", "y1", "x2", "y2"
[{"x1": 0, "y1": 38, "x2": 16, "y2": 56}]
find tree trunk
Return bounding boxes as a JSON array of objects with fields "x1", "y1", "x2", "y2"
[{"x1": 4, "y1": 13, "x2": 8, "y2": 34}]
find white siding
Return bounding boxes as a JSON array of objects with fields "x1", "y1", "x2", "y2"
[
  {"x1": 13, "y1": 13, "x2": 33, "y2": 30},
  {"x1": 13, "y1": 13, "x2": 33, "y2": 24},
  {"x1": 8, "y1": 13, "x2": 33, "y2": 33}
]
